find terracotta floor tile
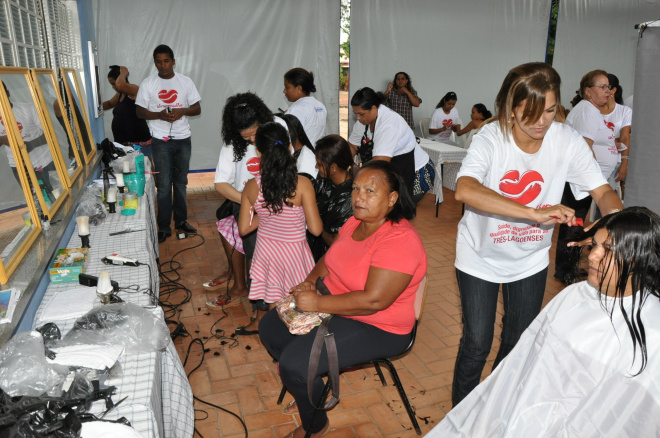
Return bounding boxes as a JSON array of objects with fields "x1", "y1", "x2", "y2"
[{"x1": 163, "y1": 178, "x2": 574, "y2": 436}]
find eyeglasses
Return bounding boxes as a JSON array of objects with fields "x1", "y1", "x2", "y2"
[{"x1": 591, "y1": 84, "x2": 612, "y2": 91}]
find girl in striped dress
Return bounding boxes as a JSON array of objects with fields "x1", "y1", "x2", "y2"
[{"x1": 236, "y1": 122, "x2": 323, "y2": 335}]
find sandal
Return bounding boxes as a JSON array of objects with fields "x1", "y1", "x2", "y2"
[
  {"x1": 234, "y1": 316, "x2": 259, "y2": 336},
  {"x1": 284, "y1": 423, "x2": 330, "y2": 438},
  {"x1": 203, "y1": 274, "x2": 229, "y2": 291},
  {"x1": 280, "y1": 399, "x2": 298, "y2": 415},
  {"x1": 205, "y1": 295, "x2": 243, "y2": 311}
]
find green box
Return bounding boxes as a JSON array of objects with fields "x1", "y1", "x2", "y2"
[{"x1": 49, "y1": 248, "x2": 89, "y2": 284}]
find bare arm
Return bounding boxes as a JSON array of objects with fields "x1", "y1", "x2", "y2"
[
  {"x1": 615, "y1": 126, "x2": 631, "y2": 181},
  {"x1": 372, "y1": 155, "x2": 392, "y2": 162},
  {"x1": 400, "y1": 88, "x2": 421, "y2": 107},
  {"x1": 455, "y1": 175, "x2": 577, "y2": 225},
  {"x1": 293, "y1": 266, "x2": 413, "y2": 316},
  {"x1": 322, "y1": 231, "x2": 337, "y2": 246},
  {"x1": 348, "y1": 142, "x2": 359, "y2": 157},
  {"x1": 238, "y1": 179, "x2": 259, "y2": 236},
  {"x1": 384, "y1": 82, "x2": 394, "y2": 96},
  {"x1": 299, "y1": 176, "x2": 323, "y2": 236},
  {"x1": 429, "y1": 124, "x2": 452, "y2": 135},
  {"x1": 114, "y1": 67, "x2": 140, "y2": 99},
  {"x1": 456, "y1": 120, "x2": 475, "y2": 136},
  {"x1": 102, "y1": 92, "x2": 120, "y2": 111},
  {"x1": 214, "y1": 181, "x2": 242, "y2": 204},
  {"x1": 591, "y1": 183, "x2": 623, "y2": 215}
]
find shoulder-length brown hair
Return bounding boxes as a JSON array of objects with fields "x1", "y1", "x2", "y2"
[{"x1": 494, "y1": 62, "x2": 561, "y2": 140}]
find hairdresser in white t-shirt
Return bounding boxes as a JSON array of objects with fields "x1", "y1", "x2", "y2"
[
  {"x1": 451, "y1": 62, "x2": 623, "y2": 407},
  {"x1": 348, "y1": 87, "x2": 418, "y2": 198}
]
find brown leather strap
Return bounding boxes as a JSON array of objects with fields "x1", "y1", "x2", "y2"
[{"x1": 307, "y1": 278, "x2": 339, "y2": 409}]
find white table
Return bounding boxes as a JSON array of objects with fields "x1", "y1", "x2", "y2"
[
  {"x1": 419, "y1": 139, "x2": 467, "y2": 214},
  {"x1": 31, "y1": 175, "x2": 194, "y2": 438}
]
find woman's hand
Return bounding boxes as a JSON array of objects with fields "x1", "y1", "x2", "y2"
[
  {"x1": 532, "y1": 204, "x2": 576, "y2": 226},
  {"x1": 290, "y1": 280, "x2": 316, "y2": 293},
  {"x1": 615, "y1": 159, "x2": 628, "y2": 181},
  {"x1": 385, "y1": 82, "x2": 394, "y2": 95},
  {"x1": 291, "y1": 289, "x2": 320, "y2": 312}
]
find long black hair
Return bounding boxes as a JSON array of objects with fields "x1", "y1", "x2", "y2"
[
  {"x1": 435, "y1": 91, "x2": 458, "y2": 109},
  {"x1": 315, "y1": 134, "x2": 353, "y2": 177},
  {"x1": 284, "y1": 68, "x2": 317, "y2": 95},
  {"x1": 356, "y1": 160, "x2": 415, "y2": 223},
  {"x1": 277, "y1": 113, "x2": 314, "y2": 152},
  {"x1": 254, "y1": 122, "x2": 298, "y2": 214},
  {"x1": 351, "y1": 87, "x2": 387, "y2": 110},
  {"x1": 608, "y1": 73, "x2": 624, "y2": 105},
  {"x1": 221, "y1": 92, "x2": 274, "y2": 161},
  {"x1": 574, "y1": 207, "x2": 660, "y2": 375},
  {"x1": 473, "y1": 103, "x2": 492, "y2": 120}
]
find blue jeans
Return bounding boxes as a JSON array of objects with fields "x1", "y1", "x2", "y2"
[
  {"x1": 452, "y1": 267, "x2": 547, "y2": 406},
  {"x1": 151, "y1": 136, "x2": 191, "y2": 234}
]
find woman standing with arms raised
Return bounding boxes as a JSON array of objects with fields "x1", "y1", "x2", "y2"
[
  {"x1": 384, "y1": 71, "x2": 422, "y2": 130},
  {"x1": 451, "y1": 62, "x2": 623, "y2": 406}
]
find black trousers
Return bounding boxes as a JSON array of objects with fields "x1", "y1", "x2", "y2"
[{"x1": 259, "y1": 309, "x2": 412, "y2": 434}]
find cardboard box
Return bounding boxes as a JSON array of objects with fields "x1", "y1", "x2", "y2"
[{"x1": 49, "y1": 248, "x2": 89, "y2": 284}]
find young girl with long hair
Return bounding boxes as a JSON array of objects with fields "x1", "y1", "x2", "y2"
[{"x1": 236, "y1": 122, "x2": 323, "y2": 335}]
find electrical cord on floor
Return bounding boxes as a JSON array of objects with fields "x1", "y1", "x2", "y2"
[
  {"x1": 183, "y1": 337, "x2": 248, "y2": 438},
  {"x1": 159, "y1": 230, "x2": 247, "y2": 436},
  {"x1": 158, "y1": 233, "x2": 205, "y2": 322}
]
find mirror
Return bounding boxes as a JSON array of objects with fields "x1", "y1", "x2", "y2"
[
  {"x1": 0, "y1": 78, "x2": 43, "y2": 285},
  {"x1": 87, "y1": 42, "x2": 103, "y2": 118},
  {"x1": 31, "y1": 68, "x2": 83, "y2": 185},
  {"x1": 60, "y1": 68, "x2": 96, "y2": 163},
  {"x1": 0, "y1": 67, "x2": 69, "y2": 219}
]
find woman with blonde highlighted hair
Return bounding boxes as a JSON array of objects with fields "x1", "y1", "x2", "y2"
[{"x1": 451, "y1": 62, "x2": 623, "y2": 406}]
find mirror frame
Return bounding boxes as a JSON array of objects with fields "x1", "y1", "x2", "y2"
[
  {"x1": 0, "y1": 67, "x2": 70, "y2": 219},
  {"x1": 0, "y1": 78, "x2": 43, "y2": 285},
  {"x1": 60, "y1": 68, "x2": 97, "y2": 164},
  {"x1": 87, "y1": 41, "x2": 103, "y2": 118},
  {"x1": 30, "y1": 68, "x2": 83, "y2": 186}
]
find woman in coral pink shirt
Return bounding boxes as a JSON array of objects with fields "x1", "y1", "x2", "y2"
[{"x1": 260, "y1": 160, "x2": 427, "y2": 438}]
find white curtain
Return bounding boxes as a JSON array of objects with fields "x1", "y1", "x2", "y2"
[
  {"x1": 624, "y1": 23, "x2": 660, "y2": 214},
  {"x1": 552, "y1": 0, "x2": 660, "y2": 109},
  {"x1": 92, "y1": 0, "x2": 340, "y2": 170},
  {"x1": 349, "y1": 0, "x2": 550, "y2": 136}
]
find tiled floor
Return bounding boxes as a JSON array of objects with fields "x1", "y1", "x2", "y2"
[{"x1": 162, "y1": 173, "x2": 565, "y2": 437}]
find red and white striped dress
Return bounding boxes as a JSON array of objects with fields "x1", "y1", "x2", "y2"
[{"x1": 248, "y1": 175, "x2": 315, "y2": 303}]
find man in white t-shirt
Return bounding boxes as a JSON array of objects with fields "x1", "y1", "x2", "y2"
[{"x1": 136, "y1": 44, "x2": 201, "y2": 243}]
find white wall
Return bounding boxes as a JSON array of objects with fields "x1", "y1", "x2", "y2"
[
  {"x1": 552, "y1": 0, "x2": 660, "y2": 109},
  {"x1": 92, "y1": 0, "x2": 340, "y2": 170},
  {"x1": 349, "y1": 0, "x2": 551, "y2": 136}
]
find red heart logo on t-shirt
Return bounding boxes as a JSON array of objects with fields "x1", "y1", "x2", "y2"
[
  {"x1": 246, "y1": 157, "x2": 261, "y2": 175},
  {"x1": 158, "y1": 89, "x2": 178, "y2": 104},
  {"x1": 604, "y1": 120, "x2": 615, "y2": 132},
  {"x1": 499, "y1": 170, "x2": 544, "y2": 205},
  {"x1": 442, "y1": 119, "x2": 453, "y2": 126}
]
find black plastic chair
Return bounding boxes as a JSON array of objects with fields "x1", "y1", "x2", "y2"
[{"x1": 277, "y1": 276, "x2": 428, "y2": 437}]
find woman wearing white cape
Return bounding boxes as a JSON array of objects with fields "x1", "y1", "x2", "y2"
[{"x1": 431, "y1": 206, "x2": 660, "y2": 438}]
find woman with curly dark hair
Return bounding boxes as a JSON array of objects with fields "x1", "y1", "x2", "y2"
[
  {"x1": 235, "y1": 122, "x2": 322, "y2": 334},
  {"x1": 206, "y1": 92, "x2": 288, "y2": 309}
]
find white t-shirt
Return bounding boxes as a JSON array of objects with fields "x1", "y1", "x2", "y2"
[
  {"x1": 428, "y1": 107, "x2": 462, "y2": 142},
  {"x1": 213, "y1": 116, "x2": 290, "y2": 191},
  {"x1": 413, "y1": 142, "x2": 430, "y2": 171},
  {"x1": 427, "y1": 281, "x2": 660, "y2": 438},
  {"x1": 1, "y1": 102, "x2": 51, "y2": 168},
  {"x1": 566, "y1": 100, "x2": 623, "y2": 179},
  {"x1": 296, "y1": 145, "x2": 318, "y2": 178},
  {"x1": 455, "y1": 121, "x2": 607, "y2": 283},
  {"x1": 135, "y1": 72, "x2": 201, "y2": 140},
  {"x1": 287, "y1": 96, "x2": 327, "y2": 146},
  {"x1": 348, "y1": 105, "x2": 416, "y2": 158}
]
